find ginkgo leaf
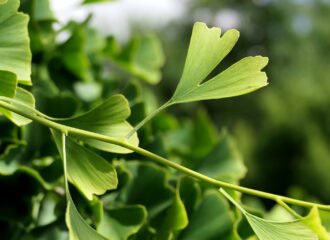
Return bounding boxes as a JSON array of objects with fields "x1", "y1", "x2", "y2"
[
  {"x1": 220, "y1": 188, "x2": 326, "y2": 240},
  {"x1": 0, "y1": 87, "x2": 35, "y2": 126},
  {"x1": 56, "y1": 131, "x2": 110, "y2": 240},
  {"x1": 170, "y1": 22, "x2": 268, "y2": 105},
  {"x1": 0, "y1": 70, "x2": 17, "y2": 98},
  {"x1": 58, "y1": 94, "x2": 139, "y2": 153},
  {"x1": 52, "y1": 130, "x2": 118, "y2": 200},
  {"x1": 97, "y1": 205, "x2": 147, "y2": 240},
  {"x1": 66, "y1": 196, "x2": 109, "y2": 240},
  {"x1": 302, "y1": 207, "x2": 330, "y2": 240},
  {"x1": 0, "y1": 0, "x2": 31, "y2": 85}
]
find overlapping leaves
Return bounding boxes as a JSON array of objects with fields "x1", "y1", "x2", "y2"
[
  {"x1": 220, "y1": 188, "x2": 330, "y2": 240},
  {"x1": 57, "y1": 94, "x2": 139, "y2": 153}
]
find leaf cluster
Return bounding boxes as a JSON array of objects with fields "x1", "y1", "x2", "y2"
[{"x1": 0, "y1": 0, "x2": 329, "y2": 239}]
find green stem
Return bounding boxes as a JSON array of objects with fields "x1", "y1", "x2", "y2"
[
  {"x1": 61, "y1": 132, "x2": 70, "y2": 202},
  {"x1": 0, "y1": 100, "x2": 329, "y2": 211},
  {"x1": 126, "y1": 101, "x2": 172, "y2": 138}
]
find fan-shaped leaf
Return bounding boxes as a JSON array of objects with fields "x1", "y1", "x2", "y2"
[
  {"x1": 52, "y1": 130, "x2": 118, "y2": 200},
  {"x1": 97, "y1": 205, "x2": 147, "y2": 240},
  {"x1": 0, "y1": 87, "x2": 35, "y2": 126},
  {"x1": 170, "y1": 22, "x2": 268, "y2": 105},
  {"x1": 220, "y1": 188, "x2": 329, "y2": 240},
  {"x1": 59, "y1": 95, "x2": 139, "y2": 153},
  {"x1": 0, "y1": 0, "x2": 31, "y2": 85},
  {"x1": 66, "y1": 196, "x2": 109, "y2": 240},
  {"x1": 0, "y1": 70, "x2": 17, "y2": 98}
]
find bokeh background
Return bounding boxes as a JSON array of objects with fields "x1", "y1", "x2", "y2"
[{"x1": 51, "y1": 0, "x2": 330, "y2": 203}]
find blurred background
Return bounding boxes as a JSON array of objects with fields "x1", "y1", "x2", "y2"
[{"x1": 51, "y1": 0, "x2": 330, "y2": 203}]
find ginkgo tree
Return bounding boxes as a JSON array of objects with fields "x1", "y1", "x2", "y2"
[{"x1": 0, "y1": 0, "x2": 329, "y2": 239}]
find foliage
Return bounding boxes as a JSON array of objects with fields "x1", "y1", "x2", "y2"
[{"x1": 0, "y1": 0, "x2": 329, "y2": 239}]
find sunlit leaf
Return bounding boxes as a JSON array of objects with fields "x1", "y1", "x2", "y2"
[
  {"x1": 301, "y1": 207, "x2": 330, "y2": 240},
  {"x1": 170, "y1": 22, "x2": 268, "y2": 104},
  {"x1": 220, "y1": 188, "x2": 325, "y2": 240},
  {"x1": 57, "y1": 132, "x2": 110, "y2": 240},
  {"x1": 0, "y1": 0, "x2": 31, "y2": 85},
  {"x1": 52, "y1": 130, "x2": 118, "y2": 200},
  {"x1": 59, "y1": 94, "x2": 139, "y2": 153},
  {"x1": 97, "y1": 205, "x2": 147, "y2": 240},
  {"x1": 0, "y1": 87, "x2": 35, "y2": 126}
]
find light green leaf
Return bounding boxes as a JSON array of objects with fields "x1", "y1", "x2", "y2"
[
  {"x1": 301, "y1": 207, "x2": 330, "y2": 240},
  {"x1": 52, "y1": 130, "x2": 118, "y2": 200},
  {"x1": 159, "y1": 191, "x2": 188, "y2": 239},
  {"x1": 114, "y1": 34, "x2": 164, "y2": 84},
  {"x1": 220, "y1": 188, "x2": 324, "y2": 240},
  {"x1": 0, "y1": 0, "x2": 32, "y2": 85},
  {"x1": 170, "y1": 22, "x2": 268, "y2": 104},
  {"x1": 97, "y1": 205, "x2": 147, "y2": 240},
  {"x1": 58, "y1": 132, "x2": 110, "y2": 240},
  {"x1": 0, "y1": 70, "x2": 17, "y2": 98},
  {"x1": 33, "y1": 0, "x2": 56, "y2": 22},
  {"x1": 59, "y1": 94, "x2": 139, "y2": 153},
  {"x1": 0, "y1": 0, "x2": 8, "y2": 5},
  {"x1": 66, "y1": 195, "x2": 108, "y2": 240},
  {"x1": 0, "y1": 87, "x2": 35, "y2": 126},
  {"x1": 129, "y1": 34, "x2": 165, "y2": 84}
]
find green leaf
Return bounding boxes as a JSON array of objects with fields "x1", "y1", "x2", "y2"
[
  {"x1": 0, "y1": 70, "x2": 17, "y2": 98},
  {"x1": 97, "y1": 205, "x2": 147, "y2": 240},
  {"x1": 170, "y1": 22, "x2": 268, "y2": 104},
  {"x1": 220, "y1": 188, "x2": 326, "y2": 240},
  {"x1": 0, "y1": 144, "x2": 53, "y2": 190},
  {"x1": 59, "y1": 94, "x2": 139, "y2": 153},
  {"x1": 180, "y1": 190, "x2": 237, "y2": 240},
  {"x1": 114, "y1": 34, "x2": 165, "y2": 84},
  {"x1": 57, "y1": 132, "x2": 110, "y2": 240},
  {"x1": 33, "y1": 0, "x2": 56, "y2": 22},
  {"x1": 0, "y1": 87, "x2": 35, "y2": 126},
  {"x1": 66, "y1": 195, "x2": 108, "y2": 240},
  {"x1": 158, "y1": 191, "x2": 188, "y2": 239},
  {"x1": 0, "y1": 0, "x2": 8, "y2": 5},
  {"x1": 58, "y1": 25, "x2": 92, "y2": 82},
  {"x1": 52, "y1": 130, "x2": 118, "y2": 200},
  {"x1": 178, "y1": 176, "x2": 202, "y2": 215},
  {"x1": 0, "y1": 0, "x2": 32, "y2": 85},
  {"x1": 301, "y1": 207, "x2": 330, "y2": 240},
  {"x1": 197, "y1": 130, "x2": 247, "y2": 183},
  {"x1": 116, "y1": 161, "x2": 174, "y2": 224},
  {"x1": 129, "y1": 34, "x2": 165, "y2": 84}
]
